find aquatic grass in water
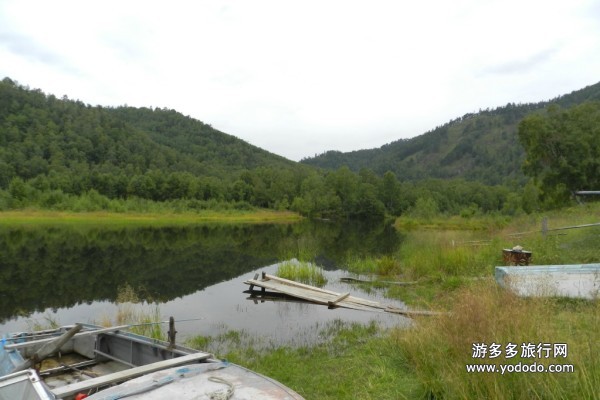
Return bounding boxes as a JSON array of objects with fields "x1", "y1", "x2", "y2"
[
  {"x1": 26, "y1": 314, "x2": 61, "y2": 331},
  {"x1": 344, "y1": 256, "x2": 379, "y2": 275},
  {"x1": 99, "y1": 284, "x2": 165, "y2": 340},
  {"x1": 276, "y1": 260, "x2": 327, "y2": 287},
  {"x1": 344, "y1": 255, "x2": 402, "y2": 276},
  {"x1": 186, "y1": 329, "x2": 271, "y2": 357},
  {"x1": 195, "y1": 321, "x2": 422, "y2": 400}
]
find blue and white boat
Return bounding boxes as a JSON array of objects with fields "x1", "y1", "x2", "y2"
[{"x1": 0, "y1": 322, "x2": 303, "y2": 399}]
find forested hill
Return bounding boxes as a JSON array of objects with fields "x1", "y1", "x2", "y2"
[
  {"x1": 301, "y1": 82, "x2": 600, "y2": 185},
  {"x1": 0, "y1": 77, "x2": 298, "y2": 191}
]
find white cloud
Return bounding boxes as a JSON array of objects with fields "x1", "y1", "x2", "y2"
[{"x1": 1, "y1": 0, "x2": 599, "y2": 161}]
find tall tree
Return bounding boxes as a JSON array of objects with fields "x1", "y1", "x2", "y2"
[{"x1": 518, "y1": 102, "x2": 600, "y2": 203}]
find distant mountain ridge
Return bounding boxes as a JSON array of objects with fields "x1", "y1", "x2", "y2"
[
  {"x1": 2, "y1": 76, "x2": 599, "y2": 197},
  {"x1": 301, "y1": 82, "x2": 600, "y2": 185}
]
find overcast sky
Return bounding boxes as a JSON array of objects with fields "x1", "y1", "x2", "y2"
[{"x1": 1, "y1": 0, "x2": 599, "y2": 161}]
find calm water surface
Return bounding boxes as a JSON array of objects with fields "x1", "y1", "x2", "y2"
[{"x1": 0, "y1": 220, "x2": 409, "y2": 345}]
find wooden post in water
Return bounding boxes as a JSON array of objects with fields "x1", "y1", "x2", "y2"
[
  {"x1": 249, "y1": 273, "x2": 259, "y2": 291},
  {"x1": 168, "y1": 316, "x2": 177, "y2": 349}
]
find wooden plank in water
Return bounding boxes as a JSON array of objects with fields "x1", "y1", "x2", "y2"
[
  {"x1": 264, "y1": 273, "x2": 388, "y2": 306},
  {"x1": 246, "y1": 274, "x2": 385, "y2": 309},
  {"x1": 384, "y1": 307, "x2": 446, "y2": 317},
  {"x1": 246, "y1": 278, "x2": 384, "y2": 311},
  {"x1": 262, "y1": 274, "x2": 341, "y2": 295},
  {"x1": 245, "y1": 273, "x2": 444, "y2": 317},
  {"x1": 244, "y1": 279, "x2": 381, "y2": 312},
  {"x1": 328, "y1": 292, "x2": 350, "y2": 306}
]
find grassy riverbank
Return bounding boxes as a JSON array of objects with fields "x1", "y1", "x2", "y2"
[
  {"x1": 188, "y1": 204, "x2": 600, "y2": 399},
  {"x1": 0, "y1": 209, "x2": 302, "y2": 226}
]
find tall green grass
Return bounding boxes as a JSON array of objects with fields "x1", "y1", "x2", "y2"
[
  {"x1": 345, "y1": 255, "x2": 403, "y2": 276},
  {"x1": 394, "y1": 281, "x2": 600, "y2": 399},
  {"x1": 390, "y1": 204, "x2": 600, "y2": 398},
  {"x1": 276, "y1": 260, "x2": 327, "y2": 287},
  {"x1": 397, "y1": 230, "x2": 502, "y2": 279}
]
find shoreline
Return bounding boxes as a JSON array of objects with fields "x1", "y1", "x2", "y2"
[{"x1": 0, "y1": 209, "x2": 303, "y2": 226}]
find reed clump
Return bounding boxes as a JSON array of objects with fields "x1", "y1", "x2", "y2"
[
  {"x1": 345, "y1": 255, "x2": 402, "y2": 276},
  {"x1": 99, "y1": 283, "x2": 165, "y2": 340},
  {"x1": 276, "y1": 260, "x2": 327, "y2": 287},
  {"x1": 397, "y1": 230, "x2": 502, "y2": 279},
  {"x1": 26, "y1": 314, "x2": 61, "y2": 331}
]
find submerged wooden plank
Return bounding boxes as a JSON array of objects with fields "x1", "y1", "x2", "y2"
[
  {"x1": 263, "y1": 273, "x2": 385, "y2": 307},
  {"x1": 245, "y1": 279, "x2": 365, "y2": 308},
  {"x1": 262, "y1": 274, "x2": 341, "y2": 295},
  {"x1": 244, "y1": 273, "x2": 442, "y2": 317},
  {"x1": 245, "y1": 279, "x2": 381, "y2": 312},
  {"x1": 384, "y1": 307, "x2": 446, "y2": 317},
  {"x1": 246, "y1": 276, "x2": 384, "y2": 309}
]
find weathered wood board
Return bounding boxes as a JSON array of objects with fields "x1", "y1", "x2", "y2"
[{"x1": 244, "y1": 273, "x2": 442, "y2": 317}]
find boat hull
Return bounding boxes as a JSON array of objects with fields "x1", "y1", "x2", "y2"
[
  {"x1": 495, "y1": 264, "x2": 600, "y2": 299},
  {"x1": 0, "y1": 323, "x2": 304, "y2": 399}
]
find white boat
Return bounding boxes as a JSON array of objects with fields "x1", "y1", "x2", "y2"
[
  {"x1": 495, "y1": 264, "x2": 600, "y2": 299},
  {"x1": 0, "y1": 322, "x2": 303, "y2": 399}
]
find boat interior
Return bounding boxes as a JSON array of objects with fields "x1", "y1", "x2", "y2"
[{"x1": 0, "y1": 324, "x2": 213, "y2": 399}]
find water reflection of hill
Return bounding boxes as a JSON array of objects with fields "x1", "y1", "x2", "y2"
[{"x1": 0, "y1": 220, "x2": 403, "y2": 322}]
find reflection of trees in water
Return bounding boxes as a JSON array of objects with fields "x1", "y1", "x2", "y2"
[{"x1": 0, "y1": 221, "x2": 403, "y2": 322}]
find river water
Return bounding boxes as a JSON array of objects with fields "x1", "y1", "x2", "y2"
[{"x1": 0, "y1": 220, "x2": 410, "y2": 345}]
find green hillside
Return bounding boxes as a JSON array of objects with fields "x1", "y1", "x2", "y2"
[
  {"x1": 0, "y1": 78, "x2": 295, "y2": 180},
  {"x1": 301, "y1": 82, "x2": 600, "y2": 185},
  {"x1": 2, "y1": 77, "x2": 598, "y2": 219},
  {"x1": 0, "y1": 77, "x2": 301, "y2": 201}
]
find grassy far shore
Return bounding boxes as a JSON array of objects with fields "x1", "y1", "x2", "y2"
[
  {"x1": 0, "y1": 209, "x2": 302, "y2": 226},
  {"x1": 187, "y1": 203, "x2": 600, "y2": 399}
]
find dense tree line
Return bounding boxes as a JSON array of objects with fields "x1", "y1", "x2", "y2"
[
  {"x1": 1, "y1": 77, "x2": 540, "y2": 219},
  {"x1": 518, "y1": 101, "x2": 600, "y2": 207},
  {"x1": 0, "y1": 168, "x2": 532, "y2": 219}
]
